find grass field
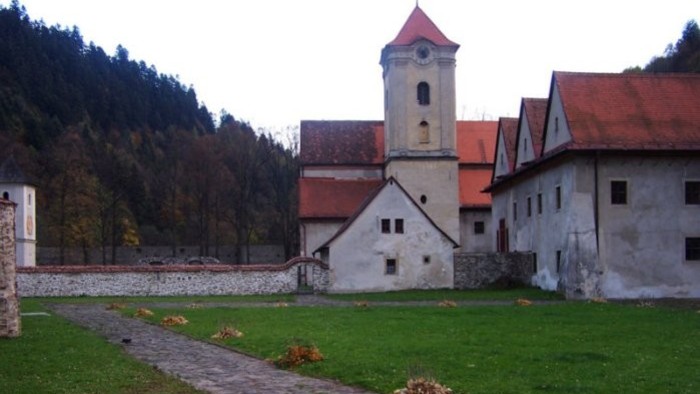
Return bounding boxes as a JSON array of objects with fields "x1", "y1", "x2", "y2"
[
  {"x1": 136, "y1": 301, "x2": 700, "y2": 394},
  {"x1": 324, "y1": 287, "x2": 564, "y2": 302},
  {"x1": 0, "y1": 299, "x2": 203, "y2": 394}
]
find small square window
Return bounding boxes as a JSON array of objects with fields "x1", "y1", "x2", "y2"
[
  {"x1": 686, "y1": 238, "x2": 700, "y2": 261},
  {"x1": 527, "y1": 197, "x2": 532, "y2": 217},
  {"x1": 555, "y1": 186, "x2": 561, "y2": 210},
  {"x1": 386, "y1": 258, "x2": 397, "y2": 275},
  {"x1": 686, "y1": 181, "x2": 700, "y2": 205},
  {"x1": 395, "y1": 219, "x2": 404, "y2": 234},
  {"x1": 537, "y1": 193, "x2": 542, "y2": 214},
  {"x1": 611, "y1": 181, "x2": 627, "y2": 205},
  {"x1": 423, "y1": 255, "x2": 431, "y2": 264},
  {"x1": 474, "y1": 221, "x2": 485, "y2": 234},
  {"x1": 381, "y1": 219, "x2": 391, "y2": 233}
]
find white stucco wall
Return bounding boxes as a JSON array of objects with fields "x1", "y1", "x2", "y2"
[
  {"x1": 0, "y1": 183, "x2": 36, "y2": 267},
  {"x1": 515, "y1": 112, "x2": 535, "y2": 168},
  {"x1": 459, "y1": 210, "x2": 492, "y2": 253},
  {"x1": 300, "y1": 221, "x2": 343, "y2": 257},
  {"x1": 325, "y1": 180, "x2": 454, "y2": 292},
  {"x1": 542, "y1": 86, "x2": 572, "y2": 154},
  {"x1": 493, "y1": 129, "x2": 511, "y2": 179}
]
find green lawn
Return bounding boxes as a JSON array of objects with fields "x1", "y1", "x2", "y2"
[
  {"x1": 137, "y1": 302, "x2": 700, "y2": 394},
  {"x1": 324, "y1": 287, "x2": 564, "y2": 302},
  {"x1": 0, "y1": 299, "x2": 203, "y2": 394}
]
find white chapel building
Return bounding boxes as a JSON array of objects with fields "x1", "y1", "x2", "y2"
[{"x1": 0, "y1": 156, "x2": 37, "y2": 267}]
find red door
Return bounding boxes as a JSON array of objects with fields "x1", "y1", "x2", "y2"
[{"x1": 498, "y1": 218, "x2": 509, "y2": 252}]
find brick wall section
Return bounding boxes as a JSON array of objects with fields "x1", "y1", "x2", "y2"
[
  {"x1": 1, "y1": 199, "x2": 20, "y2": 337},
  {"x1": 454, "y1": 252, "x2": 534, "y2": 289},
  {"x1": 17, "y1": 257, "x2": 329, "y2": 297}
]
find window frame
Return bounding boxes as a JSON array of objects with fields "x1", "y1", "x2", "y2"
[
  {"x1": 527, "y1": 196, "x2": 532, "y2": 217},
  {"x1": 610, "y1": 180, "x2": 628, "y2": 205},
  {"x1": 513, "y1": 201, "x2": 517, "y2": 222},
  {"x1": 394, "y1": 219, "x2": 404, "y2": 234},
  {"x1": 555, "y1": 185, "x2": 561, "y2": 210},
  {"x1": 537, "y1": 192, "x2": 542, "y2": 215},
  {"x1": 686, "y1": 237, "x2": 700, "y2": 261},
  {"x1": 381, "y1": 218, "x2": 391, "y2": 234},
  {"x1": 385, "y1": 258, "x2": 398, "y2": 275},
  {"x1": 685, "y1": 181, "x2": 700, "y2": 205},
  {"x1": 417, "y1": 82, "x2": 430, "y2": 106},
  {"x1": 474, "y1": 221, "x2": 485, "y2": 234}
]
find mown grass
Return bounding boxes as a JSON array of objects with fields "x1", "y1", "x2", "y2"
[
  {"x1": 325, "y1": 287, "x2": 564, "y2": 302},
  {"x1": 25, "y1": 293, "x2": 295, "y2": 304},
  {"x1": 0, "y1": 299, "x2": 203, "y2": 394},
  {"x1": 137, "y1": 302, "x2": 700, "y2": 394}
]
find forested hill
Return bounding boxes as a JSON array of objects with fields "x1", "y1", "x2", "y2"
[
  {"x1": 626, "y1": 20, "x2": 700, "y2": 73},
  {"x1": 0, "y1": 2, "x2": 299, "y2": 264}
]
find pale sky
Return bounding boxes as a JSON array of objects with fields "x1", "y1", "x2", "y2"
[{"x1": 3, "y1": 0, "x2": 699, "y2": 132}]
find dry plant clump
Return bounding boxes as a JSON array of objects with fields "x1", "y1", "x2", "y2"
[
  {"x1": 106, "y1": 303, "x2": 127, "y2": 310},
  {"x1": 186, "y1": 303, "x2": 203, "y2": 309},
  {"x1": 275, "y1": 345, "x2": 324, "y2": 368},
  {"x1": 438, "y1": 300, "x2": 457, "y2": 308},
  {"x1": 161, "y1": 315, "x2": 189, "y2": 326},
  {"x1": 275, "y1": 302, "x2": 289, "y2": 308},
  {"x1": 637, "y1": 301, "x2": 655, "y2": 308},
  {"x1": 211, "y1": 326, "x2": 244, "y2": 340},
  {"x1": 354, "y1": 300, "x2": 370, "y2": 308},
  {"x1": 394, "y1": 377, "x2": 453, "y2": 394},
  {"x1": 590, "y1": 297, "x2": 608, "y2": 303},
  {"x1": 134, "y1": 308, "x2": 154, "y2": 317},
  {"x1": 515, "y1": 298, "x2": 533, "y2": 306}
]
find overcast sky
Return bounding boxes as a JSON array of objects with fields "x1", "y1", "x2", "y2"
[{"x1": 4, "y1": 0, "x2": 699, "y2": 132}]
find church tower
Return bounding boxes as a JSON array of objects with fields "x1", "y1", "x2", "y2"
[
  {"x1": 0, "y1": 157, "x2": 36, "y2": 267},
  {"x1": 380, "y1": 6, "x2": 460, "y2": 241}
]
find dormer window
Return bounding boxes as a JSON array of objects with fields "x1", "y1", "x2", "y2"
[{"x1": 417, "y1": 82, "x2": 430, "y2": 105}]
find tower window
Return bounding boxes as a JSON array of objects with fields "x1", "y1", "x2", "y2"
[
  {"x1": 2, "y1": 192, "x2": 8, "y2": 200},
  {"x1": 417, "y1": 82, "x2": 430, "y2": 105},
  {"x1": 419, "y1": 121, "x2": 430, "y2": 143}
]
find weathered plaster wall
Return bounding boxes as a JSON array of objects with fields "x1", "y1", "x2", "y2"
[
  {"x1": 459, "y1": 209, "x2": 492, "y2": 253},
  {"x1": 17, "y1": 258, "x2": 328, "y2": 297},
  {"x1": 326, "y1": 181, "x2": 454, "y2": 293},
  {"x1": 596, "y1": 156, "x2": 700, "y2": 298},
  {"x1": 301, "y1": 221, "x2": 343, "y2": 257},
  {"x1": 454, "y1": 252, "x2": 533, "y2": 289},
  {"x1": 0, "y1": 199, "x2": 20, "y2": 337}
]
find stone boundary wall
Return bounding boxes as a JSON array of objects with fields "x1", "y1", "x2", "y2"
[
  {"x1": 17, "y1": 257, "x2": 328, "y2": 297},
  {"x1": 1, "y1": 199, "x2": 20, "y2": 337},
  {"x1": 454, "y1": 252, "x2": 534, "y2": 289}
]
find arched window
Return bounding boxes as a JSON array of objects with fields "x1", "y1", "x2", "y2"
[
  {"x1": 417, "y1": 82, "x2": 430, "y2": 105},
  {"x1": 419, "y1": 120, "x2": 430, "y2": 143},
  {"x1": 2, "y1": 192, "x2": 8, "y2": 200}
]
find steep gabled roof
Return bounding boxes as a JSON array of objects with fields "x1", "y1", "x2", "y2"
[
  {"x1": 386, "y1": 6, "x2": 459, "y2": 47},
  {"x1": 299, "y1": 178, "x2": 382, "y2": 219},
  {"x1": 522, "y1": 98, "x2": 548, "y2": 157},
  {"x1": 459, "y1": 168, "x2": 492, "y2": 208},
  {"x1": 315, "y1": 177, "x2": 459, "y2": 253},
  {"x1": 456, "y1": 121, "x2": 498, "y2": 164},
  {"x1": 490, "y1": 117, "x2": 519, "y2": 183},
  {"x1": 0, "y1": 156, "x2": 33, "y2": 185},
  {"x1": 300, "y1": 120, "x2": 384, "y2": 165},
  {"x1": 550, "y1": 71, "x2": 700, "y2": 151}
]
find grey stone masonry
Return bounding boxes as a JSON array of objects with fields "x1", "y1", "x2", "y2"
[
  {"x1": 454, "y1": 252, "x2": 534, "y2": 289},
  {"x1": 0, "y1": 199, "x2": 20, "y2": 337}
]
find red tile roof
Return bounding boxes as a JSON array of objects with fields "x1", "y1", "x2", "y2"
[
  {"x1": 298, "y1": 178, "x2": 382, "y2": 219},
  {"x1": 459, "y1": 168, "x2": 492, "y2": 207},
  {"x1": 386, "y1": 6, "x2": 458, "y2": 47},
  {"x1": 522, "y1": 98, "x2": 548, "y2": 157},
  {"x1": 498, "y1": 117, "x2": 519, "y2": 173},
  {"x1": 553, "y1": 72, "x2": 700, "y2": 151},
  {"x1": 300, "y1": 121, "x2": 384, "y2": 165},
  {"x1": 456, "y1": 121, "x2": 498, "y2": 164}
]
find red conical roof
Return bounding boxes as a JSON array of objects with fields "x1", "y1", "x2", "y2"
[{"x1": 387, "y1": 6, "x2": 458, "y2": 47}]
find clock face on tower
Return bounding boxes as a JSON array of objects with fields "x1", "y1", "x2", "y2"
[{"x1": 414, "y1": 45, "x2": 433, "y2": 65}]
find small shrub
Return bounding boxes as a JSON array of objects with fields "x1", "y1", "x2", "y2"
[
  {"x1": 186, "y1": 303, "x2": 202, "y2": 309},
  {"x1": 394, "y1": 377, "x2": 453, "y2": 394},
  {"x1": 106, "y1": 303, "x2": 127, "y2": 310},
  {"x1": 515, "y1": 298, "x2": 533, "y2": 306},
  {"x1": 134, "y1": 308, "x2": 154, "y2": 317},
  {"x1": 161, "y1": 315, "x2": 189, "y2": 326},
  {"x1": 354, "y1": 300, "x2": 369, "y2": 308},
  {"x1": 437, "y1": 300, "x2": 457, "y2": 308},
  {"x1": 590, "y1": 297, "x2": 607, "y2": 303},
  {"x1": 275, "y1": 342, "x2": 324, "y2": 368},
  {"x1": 275, "y1": 302, "x2": 289, "y2": 308},
  {"x1": 211, "y1": 326, "x2": 244, "y2": 340}
]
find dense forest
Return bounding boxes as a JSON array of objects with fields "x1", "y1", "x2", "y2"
[
  {"x1": 625, "y1": 20, "x2": 700, "y2": 73},
  {"x1": 0, "y1": 2, "x2": 298, "y2": 264}
]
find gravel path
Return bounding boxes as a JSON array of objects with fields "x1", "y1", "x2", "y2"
[{"x1": 48, "y1": 302, "x2": 373, "y2": 394}]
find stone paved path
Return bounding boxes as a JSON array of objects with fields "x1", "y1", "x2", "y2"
[{"x1": 48, "y1": 302, "x2": 374, "y2": 394}]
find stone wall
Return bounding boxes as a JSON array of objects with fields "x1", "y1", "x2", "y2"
[
  {"x1": 454, "y1": 252, "x2": 534, "y2": 289},
  {"x1": 1, "y1": 199, "x2": 20, "y2": 337},
  {"x1": 37, "y1": 244, "x2": 286, "y2": 265},
  {"x1": 17, "y1": 257, "x2": 328, "y2": 297}
]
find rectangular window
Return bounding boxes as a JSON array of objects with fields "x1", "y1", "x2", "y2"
[
  {"x1": 611, "y1": 180, "x2": 627, "y2": 205},
  {"x1": 686, "y1": 181, "x2": 700, "y2": 205},
  {"x1": 556, "y1": 250, "x2": 562, "y2": 273},
  {"x1": 687, "y1": 238, "x2": 700, "y2": 261},
  {"x1": 423, "y1": 255, "x2": 431, "y2": 264},
  {"x1": 513, "y1": 202, "x2": 517, "y2": 221},
  {"x1": 537, "y1": 193, "x2": 542, "y2": 214},
  {"x1": 381, "y1": 219, "x2": 391, "y2": 233},
  {"x1": 532, "y1": 253, "x2": 538, "y2": 273},
  {"x1": 527, "y1": 197, "x2": 532, "y2": 217},
  {"x1": 555, "y1": 186, "x2": 561, "y2": 210},
  {"x1": 386, "y1": 258, "x2": 397, "y2": 275},
  {"x1": 474, "y1": 221, "x2": 485, "y2": 234},
  {"x1": 394, "y1": 219, "x2": 404, "y2": 234}
]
